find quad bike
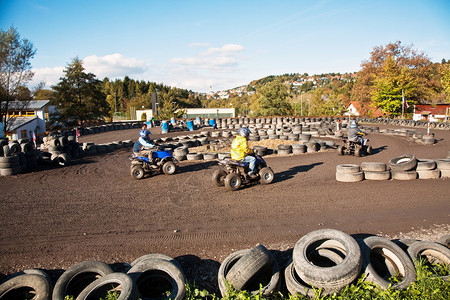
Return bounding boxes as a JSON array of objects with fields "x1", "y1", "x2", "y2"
[
  {"x1": 212, "y1": 154, "x2": 275, "y2": 191},
  {"x1": 337, "y1": 136, "x2": 372, "y2": 157},
  {"x1": 130, "y1": 147, "x2": 178, "y2": 180}
]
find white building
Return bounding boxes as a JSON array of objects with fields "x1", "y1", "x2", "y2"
[{"x1": 3, "y1": 100, "x2": 51, "y2": 140}]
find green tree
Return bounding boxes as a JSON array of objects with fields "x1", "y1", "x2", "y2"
[
  {"x1": 371, "y1": 55, "x2": 417, "y2": 116},
  {"x1": 352, "y1": 41, "x2": 432, "y2": 115},
  {"x1": 155, "y1": 90, "x2": 184, "y2": 120},
  {"x1": 440, "y1": 63, "x2": 450, "y2": 101},
  {"x1": 0, "y1": 26, "x2": 36, "y2": 135},
  {"x1": 254, "y1": 81, "x2": 292, "y2": 116},
  {"x1": 52, "y1": 57, "x2": 108, "y2": 125}
]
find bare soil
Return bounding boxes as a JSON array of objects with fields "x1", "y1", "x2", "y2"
[{"x1": 0, "y1": 123, "x2": 449, "y2": 292}]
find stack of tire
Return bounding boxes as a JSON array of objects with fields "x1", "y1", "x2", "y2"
[
  {"x1": 277, "y1": 144, "x2": 292, "y2": 155},
  {"x1": 436, "y1": 158, "x2": 450, "y2": 178},
  {"x1": 361, "y1": 162, "x2": 390, "y2": 181},
  {"x1": 0, "y1": 139, "x2": 38, "y2": 176},
  {"x1": 42, "y1": 135, "x2": 80, "y2": 166},
  {"x1": 336, "y1": 164, "x2": 364, "y2": 182},
  {"x1": 389, "y1": 154, "x2": 418, "y2": 180},
  {"x1": 173, "y1": 146, "x2": 189, "y2": 161}
]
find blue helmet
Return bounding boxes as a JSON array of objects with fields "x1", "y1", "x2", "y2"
[
  {"x1": 139, "y1": 129, "x2": 151, "y2": 138},
  {"x1": 238, "y1": 127, "x2": 251, "y2": 138}
]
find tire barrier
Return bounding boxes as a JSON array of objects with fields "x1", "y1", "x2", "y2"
[
  {"x1": 338, "y1": 156, "x2": 450, "y2": 182},
  {"x1": 1, "y1": 230, "x2": 449, "y2": 298},
  {"x1": 0, "y1": 141, "x2": 38, "y2": 176}
]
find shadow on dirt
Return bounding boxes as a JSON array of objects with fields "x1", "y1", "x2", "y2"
[
  {"x1": 177, "y1": 161, "x2": 217, "y2": 174},
  {"x1": 370, "y1": 145, "x2": 387, "y2": 155},
  {"x1": 273, "y1": 162, "x2": 323, "y2": 183}
]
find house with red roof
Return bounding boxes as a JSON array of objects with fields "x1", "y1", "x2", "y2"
[
  {"x1": 344, "y1": 101, "x2": 387, "y2": 117},
  {"x1": 413, "y1": 104, "x2": 450, "y2": 122}
]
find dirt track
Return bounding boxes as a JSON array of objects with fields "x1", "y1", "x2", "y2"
[{"x1": 0, "y1": 123, "x2": 449, "y2": 290}]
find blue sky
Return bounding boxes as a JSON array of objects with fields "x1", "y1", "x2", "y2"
[{"x1": 1, "y1": 0, "x2": 449, "y2": 93}]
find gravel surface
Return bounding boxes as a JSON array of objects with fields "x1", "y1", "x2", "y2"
[{"x1": 0, "y1": 122, "x2": 448, "y2": 292}]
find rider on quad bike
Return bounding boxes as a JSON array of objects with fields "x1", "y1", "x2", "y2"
[
  {"x1": 347, "y1": 120, "x2": 367, "y2": 145},
  {"x1": 231, "y1": 127, "x2": 257, "y2": 178},
  {"x1": 133, "y1": 127, "x2": 155, "y2": 158}
]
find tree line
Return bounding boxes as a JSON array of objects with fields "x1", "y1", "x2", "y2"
[{"x1": 1, "y1": 26, "x2": 450, "y2": 134}]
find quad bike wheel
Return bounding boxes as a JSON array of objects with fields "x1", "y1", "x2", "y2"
[
  {"x1": 162, "y1": 161, "x2": 177, "y2": 175},
  {"x1": 212, "y1": 169, "x2": 227, "y2": 186},
  {"x1": 259, "y1": 167, "x2": 275, "y2": 185},
  {"x1": 337, "y1": 146, "x2": 345, "y2": 156},
  {"x1": 224, "y1": 173, "x2": 242, "y2": 191},
  {"x1": 354, "y1": 146, "x2": 362, "y2": 157},
  {"x1": 131, "y1": 165, "x2": 145, "y2": 180},
  {"x1": 366, "y1": 145, "x2": 372, "y2": 155}
]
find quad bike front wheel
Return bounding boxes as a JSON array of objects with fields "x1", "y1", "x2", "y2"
[
  {"x1": 337, "y1": 146, "x2": 345, "y2": 156},
  {"x1": 259, "y1": 167, "x2": 274, "y2": 184},
  {"x1": 365, "y1": 145, "x2": 373, "y2": 155},
  {"x1": 354, "y1": 146, "x2": 362, "y2": 157},
  {"x1": 212, "y1": 169, "x2": 227, "y2": 186},
  {"x1": 224, "y1": 173, "x2": 242, "y2": 191},
  {"x1": 162, "y1": 161, "x2": 177, "y2": 175},
  {"x1": 131, "y1": 165, "x2": 145, "y2": 180}
]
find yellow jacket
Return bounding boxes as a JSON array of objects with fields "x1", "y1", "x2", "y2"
[{"x1": 231, "y1": 135, "x2": 253, "y2": 160}]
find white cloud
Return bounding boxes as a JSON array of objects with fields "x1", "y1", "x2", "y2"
[
  {"x1": 169, "y1": 43, "x2": 245, "y2": 71},
  {"x1": 28, "y1": 54, "x2": 149, "y2": 89},
  {"x1": 29, "y1": 66, "x2": 64, "y2": 88},
  {"x1": 83, "y1": 54, "x2": 148, "y2": 79}
]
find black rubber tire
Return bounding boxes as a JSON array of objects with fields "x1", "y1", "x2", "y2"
[
  {"x1": 336, "y1": 164, "x2": 360, "y2": 173},
  {"x1": 361, "y1": 162, "x2": 386, "y2": 172},
  {"x1": 416, "y1": 159, "x2": 436, "y2": 171},
  {"x1": 8, "y1": 143, "x2": 20, "y2": 154},
  {"x1": 127, "y1": 257, "x2": 186, "y2": 300},
  {"x1": 359, "y1": 236, "x2": 416, "y2": 290},
  {"x1": 0, "y1": 274, "x2": 51, "y2": 300},
  {"x1": 52, "y1": 260, "x2": 113, "y2": 300},
  {"x1": 438, "y1": 234, "x2": 450, "y2": 248},
  {"x1": 212, "y1": 169, "x2": 227, "y2": 186},
  {"x1": 336, "y1": 171, "x2": 364, "y2": 182},
  {"x1": 259, "y1": 167, "x2": 274, "y2": 185},
  {"x1": 218, "y1": 249, "x2": 280, "y2": 297},
  {"x1": 363, "y1": 170, "x2": 391, "y2": 181},
  {"x1": 75, "y1": 272, "x2": 138, "y2": 300},
  {"x1": 162, "y1": 161, "x2": 176, "y2": 175},
  {"x1": 20, "y1": 142, "x2": 33, "y2": 154},
  {"x1": 366, "y1": 145, "x2": 373, "y2": 155},
  {"x1": 407, "y1": 241, "x2": 450, "y2": 266},
  {"x1": 391, "y1": 170, "x2": 417, "y2": 180},
  {"x1": 130, "y1": 165, "x2": 145, "y2": 180},
  {"x1": 389, "y1": 154, "x2": 417, "y2": 171},
  {"x1": 2, "y1": 145, "x2": 10, "y2": 157},
  {"x1": 130, "y1": 253, "x2": 179, "y2": 268},
  {"x1": 337, "y1": 146, "x2": 345, "y2": 156},
  {"x1": 0, "y1": 155, "x2": 20, "y2": 168},
  {"x1": 224, "y1": 173, "x2": 242, "y2": 191},
  {"x1": 225, "y1": 244, "x2": 273, "y2": 291},
  {"x1": 417, "y1": 169, "x2": 441, "y2": 179},
  {"x1": 354, "y1": 146, "x2": 362, "y2": 157},
  {"x1": 292, "y1": 229, "x2": 362, "y2": 292}
]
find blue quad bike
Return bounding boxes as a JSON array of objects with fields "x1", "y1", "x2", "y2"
[
  {"x1": 130, "y1": 148, "x2": 178, "y2": 180},
  {"x1": 212, "y1": 154, "x2": 275, "y2": 191}
]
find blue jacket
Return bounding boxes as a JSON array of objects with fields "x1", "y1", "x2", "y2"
[{"x1": 133, "y1": 137, "x2": 154, "y2": 153}]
